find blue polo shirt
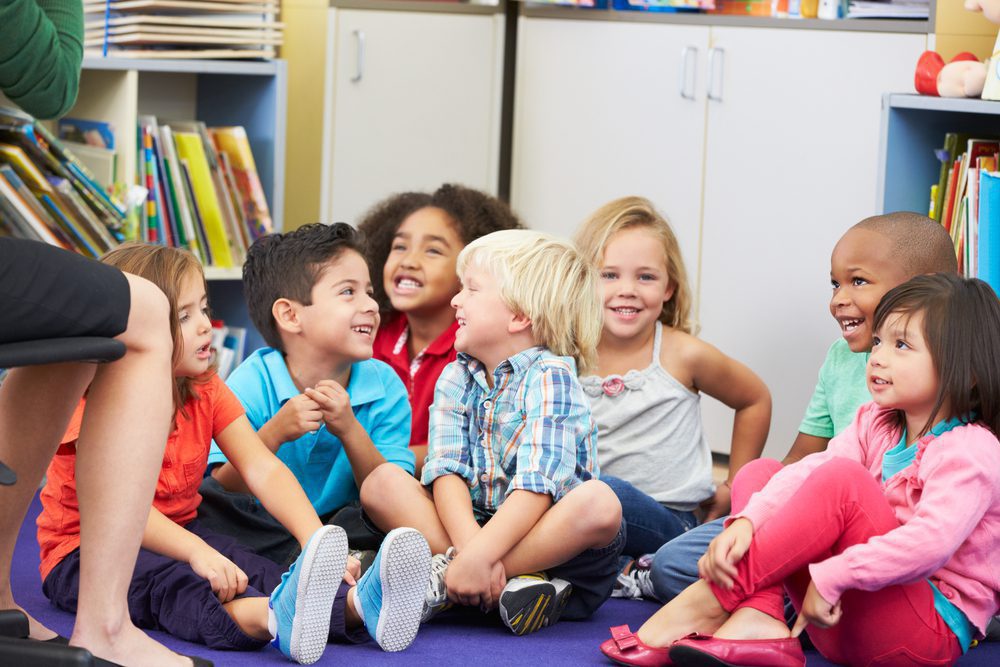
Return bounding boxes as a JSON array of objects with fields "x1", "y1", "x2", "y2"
[{"x1": 207, "y1": 347, "x2": 414, "y2": 515}]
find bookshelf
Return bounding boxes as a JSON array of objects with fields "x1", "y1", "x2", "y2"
[
  {"x1": 877, "y1": 93, "x2": 1000, "y2": 216},
  {"x1": 70, "y1": 57, "x2": 288, "y2": 355}
]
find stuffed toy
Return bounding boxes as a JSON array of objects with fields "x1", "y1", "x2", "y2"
[{"x1": 914, "y1": 0, "x2": 1000, "y2": 98}]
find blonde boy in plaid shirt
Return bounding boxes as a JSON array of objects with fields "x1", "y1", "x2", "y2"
[{"x1": 360, "y1": 230, "x2": 625, "y2": 635}]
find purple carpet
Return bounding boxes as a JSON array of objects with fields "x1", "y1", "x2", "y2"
[{"x1": 11, "y1": 494, "x2": 999, "y2": 665}]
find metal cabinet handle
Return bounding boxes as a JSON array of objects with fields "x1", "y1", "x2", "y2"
[
  {"x1": 351, "y1": 30, "x2": 366, "y2": 83},
  {"x1": 679, "y1": 46, "x2": 697, "y2": 100},
  {"x1": 708, "y1": 46, "x2": 725, "y2": 102}
]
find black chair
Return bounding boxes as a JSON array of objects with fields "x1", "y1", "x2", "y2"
[{"x1": 0, "y1": 337, "x2": 125, "y2": 486}]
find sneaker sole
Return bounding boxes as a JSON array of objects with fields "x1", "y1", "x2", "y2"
[
  {"x1": 499, "y1": 580, "x2": 558, "y2": 636},
  {"x1": 373, "y1": 527, "x2": 432, "y2": 652},
  {"x1": 289, "y1": 525, "x2": 348, "y2": 664}
]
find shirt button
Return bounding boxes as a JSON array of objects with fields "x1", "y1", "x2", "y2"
[
  {"x1": 483, "y1": 400, "x2": 492, "y2": 409},
  {"x1": 480, "y1": 473, "x2": 489, "y2": 483}
]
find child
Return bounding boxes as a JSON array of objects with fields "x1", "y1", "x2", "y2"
[
  {"x1": 0, "y1": 238, "x2": 180, "y2": 666},
  {"x1": 197, "y1": 223, "x2": 414, "y2": 559},
  {"x1": 358, "y1": 184, "x2": 522, "y2": 475},
  {"x1": 36, "y1": 244, "x2": 432, "y2": 664},
  {"x1": 574, "y1": 197, "x2": 771, "y2": 573},
  {"x1": 602, "y1": 272, "x2": 1000, "y2": 667},
  {"x1": 641, "y1": 212, "x2": 960, "y2": 603},
  {"x1": 360, "y1": 229, "x2": 626, "y2": 635}
]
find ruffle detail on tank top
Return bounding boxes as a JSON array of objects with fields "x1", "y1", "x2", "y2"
[{"x1": 580, "y1": 369, "x2": 647, "y2": 397}]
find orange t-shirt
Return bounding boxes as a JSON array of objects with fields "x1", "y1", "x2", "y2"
[{"x1": 37, "y1": 373, "x2": 244, "y2": 580}]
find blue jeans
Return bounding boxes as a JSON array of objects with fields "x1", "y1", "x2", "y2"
[
  {"x1": 602, "y1": 476, "x2": 697, "y2": 570},
  {"x1": 649, "y1": 516, "x2": 726, "y2": 602}
]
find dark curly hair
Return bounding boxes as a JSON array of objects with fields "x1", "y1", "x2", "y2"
[
  {"x1": 357, "y1": 183, "x2": 523, "y2": 313},
  {"x1": 243, "y1": 222, "x2": 364, "y2": 351}
]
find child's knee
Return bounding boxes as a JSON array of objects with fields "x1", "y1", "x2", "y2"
[
  {"x1": 359, "y1": 462, "x2": 412, "y2": 511},
  {"x1": 578, "y1": 480, "x2": 623, "y2": 541}
]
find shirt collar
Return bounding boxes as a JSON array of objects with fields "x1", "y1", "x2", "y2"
[
  {"x1": 262, "y1": 348, "x2": 384, "y2": 407},
  {"x1": 456, "y1": 346, "x2": 547, "y2": 385}
]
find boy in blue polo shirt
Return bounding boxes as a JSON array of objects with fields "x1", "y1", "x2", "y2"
[{"x1": 198, "y1": 223, "x2": 415, "y2": 567}]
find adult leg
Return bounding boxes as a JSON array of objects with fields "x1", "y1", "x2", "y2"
[{"x1": 602, "y1": 475, "x2": 695, "y2": 566}]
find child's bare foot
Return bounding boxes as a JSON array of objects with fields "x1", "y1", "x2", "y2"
[
  {"x1": 713, "y1": 606, "x2": 791, "y2": 640},
  {"x1": 71, "y1": 621, "x2": 194, "y2": 667},
  {"x1": 636, "y1": 579, "x2": 730, "y2": 647}
]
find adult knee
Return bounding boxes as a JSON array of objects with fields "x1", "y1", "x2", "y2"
[{"x1": 120, "y1": 274, "x2": 171, "y2": 356}]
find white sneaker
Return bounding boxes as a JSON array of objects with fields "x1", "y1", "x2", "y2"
[
  {"x1": 420, "y1": 546, "x2": 455, "y2": 623},
  {"x1": 611, "y1": 568, "x2": 656, "y2": 600}
]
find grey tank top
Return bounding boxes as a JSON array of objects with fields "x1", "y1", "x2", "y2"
[{"x1": 581, "y1": 322, "x2": 714, "y2": 511}]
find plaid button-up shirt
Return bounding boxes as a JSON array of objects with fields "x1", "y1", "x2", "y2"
[{"x1": 421, "y1": 346, "x2": 598, "y2": 514}]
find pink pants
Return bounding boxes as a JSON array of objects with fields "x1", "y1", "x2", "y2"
[{"x1": 711, "y1": 458, "x2": 963, "y2": 667}]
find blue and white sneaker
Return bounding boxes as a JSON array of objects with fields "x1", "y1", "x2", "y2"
[
  {"x1": 268, "y1": 525, "x2": 348, "y2": 664},
  {"x1": 354, "y1": 527, "x2": 431, "y2": 652}
]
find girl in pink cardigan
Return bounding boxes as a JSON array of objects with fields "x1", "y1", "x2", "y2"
[{"x1": 600, "y1": 272, "x2": 1000, "y2": 667}]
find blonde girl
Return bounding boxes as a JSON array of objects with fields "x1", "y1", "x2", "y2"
[{"x1": 574, "y1": 196, "x2": 771, "y2": 594}]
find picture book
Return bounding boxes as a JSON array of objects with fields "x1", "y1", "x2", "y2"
[
  {"x1": 209, "y1": 126, "x2": 272, "y2": 239},
  {"x1": 172, "y1": 130, "x2": 233, "y2": 267}
]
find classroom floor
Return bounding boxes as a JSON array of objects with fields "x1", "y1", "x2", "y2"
[{"x1": 10, "y1": 493, "x2": 1000, "y2": 666}]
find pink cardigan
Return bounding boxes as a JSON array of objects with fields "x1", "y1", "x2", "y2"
[{"x1": 737, "y1": 401, "x2": 1000, "y2": 636}]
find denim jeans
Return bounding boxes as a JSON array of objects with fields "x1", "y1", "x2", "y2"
[
  {"x1": 602, "y1": 475, "x2": 697, "y2": 571},
  {"x1": 649, "y1": 516, "x2": 726, "y2": 602}
]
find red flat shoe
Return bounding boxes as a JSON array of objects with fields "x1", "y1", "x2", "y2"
[
  {"x1": 600, "y1": 625, "x2": 674, "y2": 666},
  {"x1": 668, "y1": 633, "x2": 805, "y2": 667}
]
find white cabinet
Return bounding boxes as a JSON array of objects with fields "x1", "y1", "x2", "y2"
[
  {"x1": 512, "y1": 16, "x2": 926, "y2": 458},
  {"x1": 321, "y1": 8, "x2": 505, "y2": 226},
  {"x1": 512, "y1": 18, "x2": 709, "y2": 272},
  {"x1": 697, "y1": 28, "x2": 925, "y2": 459}
]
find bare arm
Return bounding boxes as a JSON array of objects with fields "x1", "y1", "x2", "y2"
[
  {"x1": 432, "y1": 473, "x2": 480, "y2": 551},
  {"x1": 781, "y1": 432, "x2": 830, "y2": 466},
  {"x1": 462, "y1": 490, "x2": 551, "y2": 565},
  {"x1": 216, "y1": 415, "x2": 323, "y2": 547},
  {"x1": 411, "y1": 444, "x2": 428, "y2": 479}
]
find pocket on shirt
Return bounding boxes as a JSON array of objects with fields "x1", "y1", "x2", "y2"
[{"x1": 496, "y1": 412, "x2": 527, "y2": 465}]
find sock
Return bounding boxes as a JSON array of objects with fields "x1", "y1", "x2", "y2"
[{"x1": 351, "y1": 586, "x2": 365, "y2": 624}]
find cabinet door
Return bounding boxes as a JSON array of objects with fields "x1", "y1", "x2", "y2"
[
  {"x1": 512, "y1": 17, "x2": 709, "y2": 271},
  {"x1": 323, "y1": 9, "x2": 503, "y2": 226},
  {"x1": 697, "y1": 28, "x2": 926, "y2": 459}
]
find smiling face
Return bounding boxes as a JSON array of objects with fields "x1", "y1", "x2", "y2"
[
  {"x1": 298, "y1": 249, "x2": 380, "y2": 362},
  {"x1": 598, "y1": 226, "x2": 674, "y2": 343},
  {"x1": 451, "y1": 263, "x2": 519, "y2": 371},
  {"x1": 174, "y1": 269, "x2": 214, "y2": 378},
  {"x1": 868, "y1": 309, "x2": 944, "y2": 438},
  {"x1": 829, "y1": 228, "x2": 911, "y2": 353},
  {"x1": 382, "y1": 206, "x2": 464, "y2": 319}
]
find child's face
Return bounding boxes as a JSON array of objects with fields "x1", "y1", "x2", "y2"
[
  {"x1": 383, "y1": 207, "x2": 464, "y2": 319},
  {"x1": 175, "y1": 270, "x2": 213, "y2": 378},
  {"x1": 298, "y1": 250, "x2": 380, "y2": 362},
  {"x1": 451, "y1": 263, "x2": 517, "y2": 367},
  {"x1": 868, "y1": 310, "x2": 942, "y2": 431},
  {"x1": 599, "y1": 227, "x2": 674, "y2": 343},
  {"x1": 829, "y1": 228, "x2": 911, "y2": 353}
]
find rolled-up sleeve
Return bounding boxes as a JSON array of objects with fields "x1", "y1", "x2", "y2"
[
  {"x1": 422, "y1": 361, "x2": 475, "y2": 486},
  {"x1": 507, "y1": 365, "x2": 582, "y2": 501}
]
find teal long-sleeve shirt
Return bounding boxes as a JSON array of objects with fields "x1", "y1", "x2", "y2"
[{"x1": 0, "y1": 0, "x2": 82, "y2": 119}]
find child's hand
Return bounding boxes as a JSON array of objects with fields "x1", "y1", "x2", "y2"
[
  {"x1": 698, "y1": 517, "x2": 753, "y2": 589},
  {"x1": 344, "y1": 554, "x2": 360, "y2": 586},
  {"x1": 792, "y1": 581, "x2": 842, "y2": 636},
  {"x1": 273, "y1": 393, "x2": 324, "y2": 442},
  {"x1": 305, "y1": 380, "x2": 357, "y2": 437},
  {"x1": 485, "y1": 561, "x2": 507, "y2": 612},
  {"x1": 444, "y1": 550, "x2": 496, "y2": 609},
  {"x1": 701, "y1": 482, "x2": 733, "y2": 522},
  {"x1": 189, "y1": 546, "x2": 249, "y2": 603}
]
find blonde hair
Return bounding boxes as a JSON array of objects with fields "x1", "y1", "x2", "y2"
[
  {"x1": 457, "y1": 229, "x2": 602, "y2": 374},
  {"x1": 101, "y1": 243, "x2": 209, "y2": 416},
  {"x1": 575, "y1": 196, "x2": 695, "y2": 334}
]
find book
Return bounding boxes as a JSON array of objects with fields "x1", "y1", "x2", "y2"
[
  {"x1": 978, "y1": 170, "x2": 1000, "y2": 293},
  {"x1": 942, "y1": 157, "x2": 962, "y2": 235},
  {"x1": 58, "y1": 118, "x2": 115, "y2": 150},
  {"x1": 61, "y1": 140, "x2": 117, "y2": 188},
  {"x1": 210, "y1": 126, "x2": 272, "y2": 239},
  {"x1": 172, "y1": 131, "x2": 233, "y2": 267},
  {"x1": 179, "y1": 157, "x2": 212, "y2": 265},
  {"x1": 0, "y1": 167, "x2": 67, "y2": 248}
]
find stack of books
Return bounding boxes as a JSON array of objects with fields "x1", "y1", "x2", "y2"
[
  {"x1": 928, "y1": 133, "x2": 1000, "y2": 284},
  {"x1": 0, "y1": 108, "x2": 126, "y2": 258},
  {"x1": 135, "y1": 116, "x2": 274, "y2": 268},
  {"x1": 83, "y1": 0, "x2": 283, "y2": 59}
]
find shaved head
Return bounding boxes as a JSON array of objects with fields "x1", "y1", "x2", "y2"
[{"x1": 854, "y1": 212, "x2": 957, "y2": 277}]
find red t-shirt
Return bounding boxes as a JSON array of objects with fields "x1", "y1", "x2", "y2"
[
  {"x1": 37, "y1": 373, "x2": 244, "y2": 580},
  {"x1": 372, "y1": 312, "x2": 458, "y2": 447}
]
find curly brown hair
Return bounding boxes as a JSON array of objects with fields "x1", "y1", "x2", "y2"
[{"x1": 357, "y1": 183, "x2": 523, "y2": 314}]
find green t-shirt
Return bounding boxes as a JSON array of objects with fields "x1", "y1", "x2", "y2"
[
  {"x1": 798, "y1": 338, "x2": 871, "y2": 439},
  {"x1": 0, "y1": 0, "x2": 83, "y2": 119}
]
